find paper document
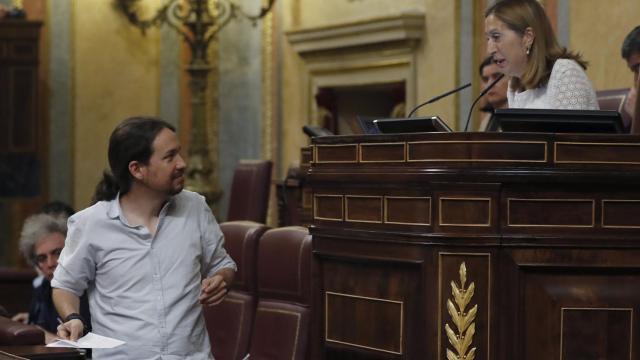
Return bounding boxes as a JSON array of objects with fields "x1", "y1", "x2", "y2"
[{"x1": 46, "y1": 332, "x2": 126, "y2": 349}]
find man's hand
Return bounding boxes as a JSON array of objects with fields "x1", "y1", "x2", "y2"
[
  {"x1": 199, "y1": 274, "x2": 228, "y2": 306},
  {"x1": 56, "y1": 319, "x2": 84, "y2": 341},
  {"x1": 11, "y1": 312, "x2": 28, "y2": 324}
]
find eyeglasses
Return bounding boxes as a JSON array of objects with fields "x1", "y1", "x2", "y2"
[{"x1": 33, "y1": 248, "x2": 63, "y2": 265}]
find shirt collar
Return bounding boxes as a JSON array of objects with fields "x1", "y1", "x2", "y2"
[
  {"x1": 106, "y1": 192, "x2": 123, "y2": 220},
  {"x1": 106, "y1": 192, "x2": 177, "y2": 221}
]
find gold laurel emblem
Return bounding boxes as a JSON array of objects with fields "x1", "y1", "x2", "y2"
[{"x1": 445, "y1": 262, "x2": 477, "y2": 360}]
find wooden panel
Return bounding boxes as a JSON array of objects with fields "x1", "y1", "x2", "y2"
[
  {"x1": 360, "y1": 143, "x2": 405, "y2": 162},
  {"x1": 9, "y1": 41, "x2": 37, "y2": 60},
  {"x1": 345, "y1": 196, "x2": 382, "y2": 223},
  {"x1": 326, "y1": 292, "x2": 403, "y2": 355},
  {"x1": 439, "y1": 197, "x2": 491, "y2": 226},
  {"x1": 407, "y1": 141, "x2": 547, "y2": 162},
  {"x1": 322, "y1": 259, "x2": 420, "y2": 357},
  {"x1": 385, "y1": 196, "x2": 431, "y2": 225},
  {"x1": 561, "y1": 308, "x2": 632, "y2": 360},
  {"x1": 555, "y1": 142, "x2": 640, "y2": 165},
  {"x1": 602, "y1": 200, "x2": 640, "y2": 228},
  {"x1": 9, "y1": 67, "x2": 37, "y2": 151},
  {"x1": 315, "y1": 144, "x2": 358, "y2": 163},
  {"x1": 314, "y1": 195, "x2": 343, "y2": 221},
  {"x1": 506, "y1": 248, "x2": 640, "y2": 360},
  {"x1": 438, "y1": 253, "x2": 492, "y2": 360},
  {"x1": 301, "y1": 146, "x2": 313, "y2": 165},
  {"x1": 507, "y1": 199, "x2": 594, "y2": 227}
]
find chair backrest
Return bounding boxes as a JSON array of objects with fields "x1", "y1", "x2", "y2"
[
  {"x1": 204, "y1": 221, "x2": 269, "y2": 360},
  {"x1": 249, "y1": 227, "x2": 312, "y2": 360},
  {"x1": 0, "y1": 268, "x2": 37, "y2": 317},
  {"x1": 596, "y1": 88, "x2": 631, "y2": 131},
  {"x1": 0, "y1": 317, "x2": 43, "y2": 345},
  {"x1": 227, "y1": 160, "x2": 273, "y2": 224}
]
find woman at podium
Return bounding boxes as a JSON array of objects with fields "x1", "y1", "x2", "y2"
[{"x1": 484, "y1": 0, "x2": 598, "y2": 110}]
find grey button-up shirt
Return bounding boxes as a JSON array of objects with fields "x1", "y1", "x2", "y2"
[{"x1": 52, "y1": 190, "x2": 236, "y2": 359}]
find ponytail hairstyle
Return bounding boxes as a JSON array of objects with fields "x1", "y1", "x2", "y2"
[{"x1": 92, "y1": 116, "x2": 176, "y2": 202}]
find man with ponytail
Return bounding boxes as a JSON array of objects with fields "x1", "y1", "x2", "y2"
[{"x1": 51, "y1": 117, "x2": 236, "y2": 359}]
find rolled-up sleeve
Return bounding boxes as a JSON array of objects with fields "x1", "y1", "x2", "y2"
[
  {"x1": 199, "y1": 201, "x2": 236, "y2": 278},
  {"x1": 51, "y1": 215, "x2": 96, "y2": 297}
]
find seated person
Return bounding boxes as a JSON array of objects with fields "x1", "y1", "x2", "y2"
[
  {"x1": 622, "y1": 25, "x2": 640, "y2": 133},
  {"x1": 13, "y1": 210, "x2": 90, "y2": 343},
  {"x1": 485, "y1": 0, "x2": 598, "y2": 110},
  {"x1": 478, "y1": 56, "x2": 509, "y2": 131}
]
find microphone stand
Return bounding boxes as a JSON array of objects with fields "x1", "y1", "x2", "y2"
[
  {"x1": 407, "y1": 83, "x2": 472, "y2": 117},
  {"x1": 463, "y1": 74, "x2": 505, "y2": 132}
]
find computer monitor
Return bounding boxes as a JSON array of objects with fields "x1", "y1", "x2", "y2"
[
  {"x1": 487, "y1": 109, "x2": 624, "y2": 133},
  {"x1": 373, "y1": 116, "x2": 452, "y2": 134}
]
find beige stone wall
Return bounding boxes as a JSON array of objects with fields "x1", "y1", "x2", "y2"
[
  {"x1": 279, "y1": 0, "x2": 458, "y2": 175},
  {"x1": 293, "y1": 0, "x2": 425, "y2": 28},
  {"x1": 570, "y1": 1, "x2": 640, "y2": 90},
  {"x1": 72, "y1": 1, "x2": 161, "y2": 208}
]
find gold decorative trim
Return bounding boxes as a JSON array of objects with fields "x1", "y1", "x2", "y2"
[
  {"x1": 554, "y1": 141, "x2": 640, "y2": 165},
  {"x1": 314, "y1": 144, "x2": 359, "y2": 164},
  {"x1": 438, "y1": 253, "x2": 491, "y2": 360},
  {"x1": 439, "y1": 197, "x2": 492, "y2": 227},
  {"x1": 507, "y1": 198, "x2": 595, "y2": 228},
  {"x1": 445, "y1": 262, "x2": 477, "y2": 360},
  {"x1": 313, "y1": 194, "x2": 344, "y2": 221},
  {"x1": 384, "y1": 196, "x2": 432, "y2": 225},
  {"x1": 406, "y1": 140, "x2": 548, "y2": 163},
  {"x1": 345, "y1": 195, "x2": 383, "y2": 223},
  {"x1": 601, "y1": 200, "x2": 640, "y2": 228},
  {"x1": 256, "y1": 307, "x2": 302, "y2": 360},
  {"x1": 559, "y1": 307, "x2": 633, "y2": 360},
  {"x1": 359, "y1": 142, "x2": 407, "y2": 163},
  {"x1": 325, "y1": 291, "x2": 404, "y2": 355}
]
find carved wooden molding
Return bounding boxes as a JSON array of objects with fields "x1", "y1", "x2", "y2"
[{"x1": 286, "y1": 13, "x2": 425, "y2": 57}]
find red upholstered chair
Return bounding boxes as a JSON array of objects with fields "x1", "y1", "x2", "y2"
[
  {"x1": 204, "y1": 221, "x2": 269, "y2": 360},
  {"x1": 0, "y1": 317, "x2": 43, "y2": 345},
  {"x1": 596, "y1": 88, "x2": 631, "y2": 131},
  {"x1": 248, "y1": 227, "x2": 312, "y2": 360},
  {"x1": 227, "y1": 160, "x2": 273, "y2": 224},
  {"x1": 0, "y1": 268, "x2": 37, "y2": 317}
]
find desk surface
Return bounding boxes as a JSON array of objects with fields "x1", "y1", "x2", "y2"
[{"x1": 0, "y1": 346, "x2": 84, "y2": 360}]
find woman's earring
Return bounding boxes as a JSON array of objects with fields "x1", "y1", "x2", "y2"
[{"x1": 526, "y1": 46, "x2": 531, "y2": 55}]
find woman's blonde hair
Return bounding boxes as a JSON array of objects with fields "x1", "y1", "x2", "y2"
[{"x1": 485, "y1": 0, "x2": 587, "y2": 90}]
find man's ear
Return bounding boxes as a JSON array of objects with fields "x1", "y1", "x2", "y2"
[
  {"x1": 523, "y1": 26, "x2": 535, "y2": 48},
  {"x1": 128, "y1": 160, "x2": 145, "y2": 181}
]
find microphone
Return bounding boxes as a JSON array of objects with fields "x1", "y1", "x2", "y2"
[
  {"x1": 463, "y1": 73, "x2": 505, "y2": 131},
  {"x1": 407, "y1": 82, "x2": 471, "y2": 117}
]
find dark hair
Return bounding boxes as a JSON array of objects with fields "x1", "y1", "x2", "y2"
[
  {"x1": 93, "y1": 116, "x2": 176, "y2": 202},
  {"x1": 485, "y1": 0, "x2": 586, "y2": 90},
  {"x1": 479, "y1": 56, "x2": 495, "y2": 76},
  {"x1": 622, "y1": 26, "x2": 640, "y2": 60},
  {"x1": 40, "y1": 201, "x2": 75, "y2": 217}
]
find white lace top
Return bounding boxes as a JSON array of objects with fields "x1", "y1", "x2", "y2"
[{"x1": 507, "y1": 58, "x2": 599, "y2": 110}]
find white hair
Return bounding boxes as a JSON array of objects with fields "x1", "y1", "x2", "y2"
[{"x1": 18, "y1": 213, "x2": 68, "y2": 265}]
